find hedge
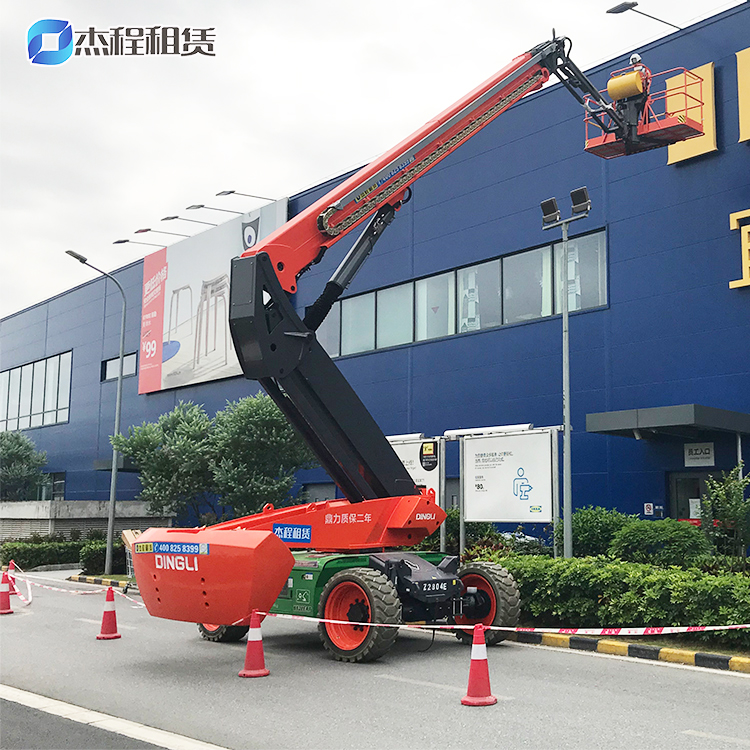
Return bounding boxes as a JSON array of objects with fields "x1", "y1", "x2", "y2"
[
  {"x1": 0, "y1": 541, "x2": 85, "y2": 569},
  {"x1": 79, "y1": 541, "x2": 127, "y2": 576},
  {"x1": 468, "y1": 551, "x2": 750, "y2": 648}
]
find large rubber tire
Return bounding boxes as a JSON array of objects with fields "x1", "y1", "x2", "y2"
[
  {"x1": 318, "y1": 568, "x2": 401, "y2": 663},
  {"x1": 454, "y1": 562, "x2": 520, "y2": 645},
  {"x1": 197, "y1": 623, "x2": 250, "y2": 643}
]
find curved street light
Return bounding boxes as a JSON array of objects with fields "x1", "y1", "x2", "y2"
[
  {"x1": 65, "y1": 250, "x2": 126, "y2": 576},
  {"x1": 161, "y1": 215, "x2": 217, "y2": 226},
  {"x1": 216, "y1": 190, "x2": 274, "y2": 200},
  {"x1": 186, "y1": 204, "x2": 243, "y2": 215}
]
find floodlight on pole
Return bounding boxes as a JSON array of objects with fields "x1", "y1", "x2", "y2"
[
  {"x1": 186, "y1": 204, "x2": 243, "y2": 215},
  {"x1": 606, "y1": 2, "x2": 682, "y2": 30},
  {"x1": 112, "y1": 239, "x2": 164, "y2": 247},
  {"x1": 65, "y1": 250, "x2": 126, "y2": 576},
  {"x1": 216, "y1": 190, "x2": 274, "y2": 201},
  {"x1": 161, "y1": 215, "x2": 217, "y2": 226},
  {"x1": 540, "y1": 187, "x2": 591, "y2": 559},
  {"x1": 135, "y1": 228, "x2": 190, "y2": 238}
]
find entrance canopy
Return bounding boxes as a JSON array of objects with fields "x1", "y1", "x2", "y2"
[{"x1": 586, "y1": 404, "x2": 750, "y2": 441}]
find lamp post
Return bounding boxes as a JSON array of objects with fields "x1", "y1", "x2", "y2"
[
  {"x1": 216, "y1": 190, "x2": 274, "y2": 200},
  {"x1": 161, "y1": 215, "x2": 217, "y2": 227},
  {"x1": 135, "y1": 228, "x2": 190, "y2": 238},
  {"x1": 540, "y1": 187, "x2": 591, "y2": 558},
  {"x1": 112, "y1": 239, "x2": 165, "y2": 247},
  {"x1": 65, "y1": 250, "x2": 126, "y2": 575},
  {"x1": 186, "y1": 204, "x2": 243, "y2": 215},
  {"x1": 606, "y1": 2, "x2": 682, "y2": 31}
]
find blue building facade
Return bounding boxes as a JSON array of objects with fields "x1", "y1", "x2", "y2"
[{"x1": 2, "y1": 7, "x2": 749, "y2": 532}]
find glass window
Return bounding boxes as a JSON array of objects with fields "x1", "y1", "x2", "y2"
[
  {"x1": 377, "y1": 284, "x2": 413, "y2": 348},
  {"x1": 554, "y1": 231, "x2": 607, "y2": 313},
  {"x1": 102, "y1": 352, "x2": 137, "y2": 382},
  {"x1": 503, "y1": 246, "x2": 553, "y2": 324},
  {"x1": 314, "y1": 302, "x2": 340, "y2": 358},
  {"x1": 0, "y1": 370, "x2": 9, "y2": 422},
  {"x1": 44, "y1": 356, "x2": 60, "y2": 415},
  {"x1": 7, "y1": 368, "x2": 21, "y2": 420},
  {"x1": 457, "y1": 260, "x2": 502, "y2": 333},
  {"x1": 18, "y1": 364, "x2": 33, "y2": 424},
  {"x1": 31, "y1": 360, "x2": 46, "y2": 417},
  {"x1": 416, "y1": 272, "x2": 455, "y2": 341},
  {"x1": 58, "y1": 351, "x2": 72, "y2": 407},
  {"x1": 341, "y1": 293, "x2": 375, "y2": 355}
]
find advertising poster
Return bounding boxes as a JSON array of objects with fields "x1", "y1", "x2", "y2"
[
  {"x1": 388, "y1": 438, "x2": 441, "y2": 504},
  {"x1": 463, "y1": 430, "x2": 552, "y2": 523},
  {"x1": 138, "y1": 199, "x2": 287, "y2": 394}
]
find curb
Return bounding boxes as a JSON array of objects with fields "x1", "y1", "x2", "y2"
[
  {"x1": 67, "y1": 574, "x2": 137, "y2": 592},
  {"x1": 507, "y1": 631, "x2": 750, "y2": 674}
]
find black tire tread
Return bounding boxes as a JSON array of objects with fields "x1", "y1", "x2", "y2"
[
  {"x1": 318, "y1": 567, "x2": 401, "y2": 663},
  {"x1": 455, "y1": 561, "x2": 520, "y2": 645},
  {"x1": 197, "y1": 623, "x2": 250, "y2": 643}
]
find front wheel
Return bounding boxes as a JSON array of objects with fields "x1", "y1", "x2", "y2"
[
  {"x1": 318, "y1": 568, "x2": 401, "y2": 663},
  {"x1": 454, "y1": 562, "x2": 520, "y2": 645},
  {"x1": 197, "y1": 623, "x2": 250, "y2": 643}
]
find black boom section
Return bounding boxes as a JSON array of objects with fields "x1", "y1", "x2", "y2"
[{"x1": 229, "y1": 252, "x2": 418, "y2": 504}]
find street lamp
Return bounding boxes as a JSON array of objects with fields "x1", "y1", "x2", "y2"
[
  {"x1": 161, "y1": 215, "x2": 217, "y2": 227},
  {"x1": 65, "y1": 250, "x2": 126, "y2": 576},
  {"x1": 540, "y1": 187, "x2": 591, "y2": 559},
  {"x1": 216, "y1": 190, "x2": 274, "y2": 200},
  {"x1": 112, "y1": 239, "x2": 165, "y2": 247},
  {"x1": 185, "y1": 204, "x2": 243, "y2": 215},
  {"x1": 606, "y1": 2, "x2": 682, "y2": 31},
  {"x1": 135, "y1": 228, "x2": 190, "y2": 238}
]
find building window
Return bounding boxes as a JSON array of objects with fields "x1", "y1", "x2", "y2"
[
  {"x1": 0, "y1": 351, "x2": 72, "y2": 432},
  {"x1": 101, "y1": 352, "x2": 138, "y2": 382},
  {"x1": 376, "y1": 284, "x2": 413, "y2": 348},
  {"x1": 503, "y1": 246, "x2": 553, "y2": 325},
  {"x1": 416, "y1": 272, "x2": 455, "y2": 341},
  {"x1": 314, "y1": 301, "x2": 341, "y2": 358},
  {"x1": 554, "y1": 232, "x2": 607, "y2": 313},
  {"x1": 341, "y1": 293, "x2": 375, "y2": 355},
  {"x1": 38, "y1": 472, "x2": 66, "y2": 501},
  {"x1": 458, "y1": 259, "x2": 502, "y2": 333}
]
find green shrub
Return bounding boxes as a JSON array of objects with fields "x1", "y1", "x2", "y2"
[
  {"x1": 609, "y1": 518, "x2": 711, "y2": 567},
  {"x1": 555, "y1": 505, "x2": 639, "y2": 557},
  {"x1": 415, "y1": 507, "x2": 504, "y2": 555},
  {"x1": 0, "y1": 541, "x2": 85, "y2": 568},
  {"x1": 79, "y1": 541, "x2": 126, "y2": 575},
  {"x1": 469, "y1": 551, "x2": 750, "y2": 648}
]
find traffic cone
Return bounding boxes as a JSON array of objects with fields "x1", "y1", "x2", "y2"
[
  {"x1": 8, "y1": 560, "x2": 17, "y2": 595},
  {"x1": 0, "y1": 571, "x2": 13, "y2": 615},
  {"x1": 96, "y1": 587, "x2": 121, "y2": 640},
  {"x1": 461, "y1": 624, "x2": 497, "y2": 706},
  {"x1": 238, "y1": 610, "x2": 269, "y2": 678}
]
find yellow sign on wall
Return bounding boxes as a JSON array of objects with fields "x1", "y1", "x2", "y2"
[
  {"x1": 737, "y1": 48, "x2": 750, "y2": 143},
  {"x1": 667, "y1": 62, "x2": 716, "y2": 164},
  {"x1": 729, "y1": 209, "x2": 750, "y2": 290}
]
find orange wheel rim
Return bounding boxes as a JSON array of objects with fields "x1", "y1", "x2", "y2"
[
  {"x1": 202, "y1": 623, "x2": 222, "y2": 632},
  {"x1": 455, "y1": 573, "x2": 497, "y2": 632},
  {"x1": 324, "y1": 581, "x2": 371, "y2": 650}
]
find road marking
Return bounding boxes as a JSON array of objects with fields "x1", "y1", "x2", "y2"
[
  {"x1": 75, "y1": 618, "x2": 136, "y2": 630},
  {"x1": 375, "y1": 673, "x2": 513, "y2": 699},
  {"x1": 0, "y1": 684, "x2": 231, "y2": 750},
  {"x1": 683, "y1": 730, "x2": 750, "y2": 746},
  {"x1": 509, "y1": 641, "x2": 750, "y2": 678}
]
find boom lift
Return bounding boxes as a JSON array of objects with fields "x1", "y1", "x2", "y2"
[{"x1": 131, "y1": 36, "x2": 703, "y2": 662}]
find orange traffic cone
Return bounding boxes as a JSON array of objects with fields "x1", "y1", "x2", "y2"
[
  {"x1": 8, "y1": 560, "x2": 17, "y2": 595},
  {"x1": 0, "y1": 571, "x2": 13, "y2": 615},
  {"x1": 238, "y1": 610, "x2": 269, "y2": 678},
  {"x1": 461, "y1": 623, "x2": 497, "y2": 706},
  {"x1": 96, "y1": 587, "x2": 121, "y2": 640}
]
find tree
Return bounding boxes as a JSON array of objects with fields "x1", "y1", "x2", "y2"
[
  {"x1": 0, "y1": 431, "x2": 47, "y2": 501},
  {"x1": 111, "y1": 395, "x2": 317, "y2": 523},
  {"x1": 211, "y1": 394, "x2": 317, "y2": 516},
  {"x1": 700, "y1": 462, "x2": 750, "y2": 565},
  {"x1": 111, "y1": 402, "x2": 219, "y2": 522}
]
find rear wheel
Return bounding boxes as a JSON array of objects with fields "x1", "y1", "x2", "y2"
[
  {"x1": 454, "y1": 562, "x2": 520, "y2": 645},
  {"x1": 318, "y1": 568, "x2": 401, "y2": 663},
  {"x1": 197, "y1": 623, "x2": 250, "y2": 642}
]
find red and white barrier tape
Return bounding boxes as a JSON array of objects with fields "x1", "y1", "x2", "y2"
[
  {"x1": 247, "y1": 610, "x2": 750, "y2": 637},
  {"x1": 12, "y1": 572, "x2": 144, "y2": 607}
]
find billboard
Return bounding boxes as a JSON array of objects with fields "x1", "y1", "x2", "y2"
[
  {"x1": 462, "y1": 430, "x2": 553, "y2": 523},
  {"x1": 138, "y1": 199, "x2": 288, "y2": 394},
  {"x1": 388, "y1": 437, "x2": 442, "y2": 504}
]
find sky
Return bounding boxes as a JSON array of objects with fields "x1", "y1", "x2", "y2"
[{"x1": 0, "y1": 0, "x2": 745, "y2": 320}]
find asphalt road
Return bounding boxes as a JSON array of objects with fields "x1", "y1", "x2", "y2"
[{"x1": 1, "y1": 570, "x2": 749, "y2": 750}]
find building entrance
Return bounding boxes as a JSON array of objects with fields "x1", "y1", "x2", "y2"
[{"x1": 668, "y1": 472, "x2": 712, "y2": 523}]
